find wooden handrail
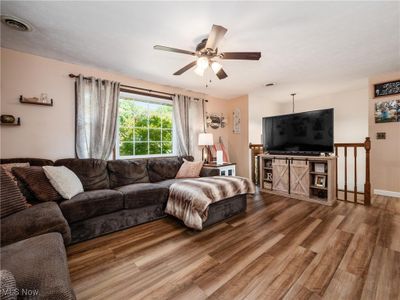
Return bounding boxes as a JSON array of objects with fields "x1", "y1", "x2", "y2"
[{"x1": 249, "y1": 137, "x2": 371, "y2": 205}]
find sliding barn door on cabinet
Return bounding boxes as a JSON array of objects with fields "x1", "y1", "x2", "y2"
[
  {"x1": 272, "y1": 159, "x2": 289, "y2": 193},
  {"x1": 290, "y1": 160, "x2": 310, "y2": 197}
]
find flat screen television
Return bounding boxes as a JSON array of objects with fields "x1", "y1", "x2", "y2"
[{"x1": 262, "y1": 108, "x2": 334, "y2": 155}]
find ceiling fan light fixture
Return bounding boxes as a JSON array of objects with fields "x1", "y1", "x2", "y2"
[
  {"x1": 211, "y1": 61, "x2": 222, "y2": 74},
  {"x1": 194, "y1": 65, "x2": 206, "y2": 77},
  {"x1": 196, "y1": 56, "x2": 209, "y2": 70}
]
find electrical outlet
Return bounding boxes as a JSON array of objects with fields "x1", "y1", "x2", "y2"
[{"x1": 376, "y1": 132, "x2": 386, "y2": 139}]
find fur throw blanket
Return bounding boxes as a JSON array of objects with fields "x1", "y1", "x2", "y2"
[{"x1": 165, "y1": 176, "x2": 255, "y2": 230}]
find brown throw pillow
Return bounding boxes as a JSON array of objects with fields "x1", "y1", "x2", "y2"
[
  {"x1": 12, "y1": 167, "x2": 62, "y2": 202},
  {"x1": 175, "y1": 159, "x2": 204, "y2": 178},
  {"x1": 0, "y1": 168, "x2": 28, "y2": 218}
]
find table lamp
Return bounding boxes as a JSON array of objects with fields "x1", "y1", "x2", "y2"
[{"x1": 198, "y1": 133, "x2": 214, "y2": 163}]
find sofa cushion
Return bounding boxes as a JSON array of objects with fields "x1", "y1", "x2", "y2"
[
  {"x1": 147, "y1": 156, "x2": 185, "y2": 182},
  {"x1": 13, "y1": 167, "x2": 63, "y2": 202},
  {"x1": 0, "y1": 232, "x2": 75, "y2": 300},
  {"x1": 55, "y1": 158, "x2": 109, "y2": 191},
  {"x1": 107, "y1": 159, "x2": 149, "y2": 188},
  {"x1": 0, "y1": 168, "x2": 28, "y2": 219},
  {"x1": 1, "y1": 201, "x2": 71, "y2": 246},
  {"x1": 59, "y1": 189, "x2": 123, "y2": 223},
  {"x1": 115, "y1": 183, "x2": 169, "y2": 209}
]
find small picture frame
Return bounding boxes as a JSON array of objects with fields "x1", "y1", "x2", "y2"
[
  {"x1": 315, "y1": 175, "x2": 326, "y2": 188},
  {"x1": 314, "y1": 163, "x2": 326, "y2": 173},
  {"x1": 266, "y1": 160, "x2": 272, "y2": 168}
]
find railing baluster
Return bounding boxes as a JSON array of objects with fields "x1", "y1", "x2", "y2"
[
  {"x1": 335, "y1": 145, "x2": 338, "y2": 200},
  {"x1": 364, "y1": 138, "x2": 371, "y2": 205},
  {"x1": 249, "y1": 143, "x2": 263, "y2": 186},
  {"x1": 344, "y1": 146, "x2": 348, "y2": 202},
  {"x1": 354, "y1": 146, "x2": 357, "y2": 204}
]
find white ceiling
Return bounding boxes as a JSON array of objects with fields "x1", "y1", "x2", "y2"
[{"x1": 1, "y1": 1, "x2": 399, "y2": 101}]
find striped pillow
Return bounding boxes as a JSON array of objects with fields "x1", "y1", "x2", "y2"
[
  {"x1": 1, "y1": 163, "x2": 30, "y2": 181},
  {"x1": 0, "y1": 168, "x2": 28, "y2": 218}
]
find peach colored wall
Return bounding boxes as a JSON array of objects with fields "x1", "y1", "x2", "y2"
[
  {"x1": 0, "y1": 48, "x2": 229, "y2": 160},
  {"x1": 204, "y1": 95, "x2": 250, "y2": 177},
  {"x1": 368, "y1": 72, "x2": 400, "y2": 195},
  {"x1": 204, "y1": 96, "x2": 231, "y2": 150}
]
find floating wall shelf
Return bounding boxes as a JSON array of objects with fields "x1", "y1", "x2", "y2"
[
  {"x1": 20, "y1": 95, "x2": 53, "y2": 106},
  {"x1": 0, "y1": 117, "x2": 21, "y2": 126}
]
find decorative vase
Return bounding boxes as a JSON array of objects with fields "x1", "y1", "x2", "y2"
[{"x1": 1, "y1": 115, "x2": 15, "y2": 123}]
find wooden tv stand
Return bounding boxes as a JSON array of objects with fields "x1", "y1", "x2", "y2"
[{"x1": 259, "y1": 154, "x2": 337, "y2": 206}]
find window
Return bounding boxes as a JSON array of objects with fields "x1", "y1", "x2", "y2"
[{"x1": 117, "y1": 92, "x2": 173, "y2": 157}]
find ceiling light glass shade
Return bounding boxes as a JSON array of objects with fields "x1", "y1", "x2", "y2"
[
  {"x1": 194, "y1": 65, "x2": 205, "y2": 76},
  {"x1": 196, "y1": 56, "x2": 209, "y2": 70},
  {"x1": 211, "y1": 61, "x2": 222, "y2": 73},
  {"x1": 198, "y1": 133, "x2": 214, "y2": 146}
]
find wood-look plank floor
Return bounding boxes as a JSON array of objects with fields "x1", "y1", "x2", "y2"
[{"x1": 67, "y1": 191, "x2": 400, "y2": 300}]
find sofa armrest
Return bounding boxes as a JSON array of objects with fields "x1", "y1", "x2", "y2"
[
  {"x1": 200, "y1": 167, "x2": 219, "y2": 177},
  {"x1": 1, "y1": 202, "x2": 71, "y2": 246}
]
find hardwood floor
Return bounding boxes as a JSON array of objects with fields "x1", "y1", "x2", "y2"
[{"x1": 67, "y1": 192, "x2": 400, "y2": 300}]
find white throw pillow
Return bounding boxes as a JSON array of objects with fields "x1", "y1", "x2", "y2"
[{"x1": 43, "y1": 166, "x2": 84, "y2": 199}]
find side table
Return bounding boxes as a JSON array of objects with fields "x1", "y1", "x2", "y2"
[{"x1": 203, "y1": 162, "x2": 236, "y2": 176}]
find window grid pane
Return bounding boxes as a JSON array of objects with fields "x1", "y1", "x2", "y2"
[{"x1": 119, "y1": 97, "x2": 173, "y2": 157}]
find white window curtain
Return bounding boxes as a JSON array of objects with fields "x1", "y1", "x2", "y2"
[
  {"x1": 173, "y1": 94, "x2": 205, "y2": 161},
  {"x1": 75, "y1": 75, "x2": 120, "y2": 159}
]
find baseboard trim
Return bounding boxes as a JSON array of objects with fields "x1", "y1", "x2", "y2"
[{"x1": 374, "y1": 189, "x2": 400, "y2": 198}]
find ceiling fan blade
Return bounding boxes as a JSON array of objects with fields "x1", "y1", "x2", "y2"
[
  {"x1": 154, "y1": 45, "x2": 196, "y2": 56},
  {"x1": 221, "y1": 52, "x2": 261, "y2": 60},
  {"x1": 205, "y1": 24, "x2": 227, "y2": 50},
  {"x1": 215, "y1": 68, "x2": 228, "y2": 80},
  {"x1": 173, "y1": 61, "x2": 197, "y2": 75}
]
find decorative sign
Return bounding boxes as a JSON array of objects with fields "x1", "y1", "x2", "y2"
[
  {"x1": 233, "y1": 108, "x2": 241, "y2": 134},
  {"x1": 374, "y1": 80, "x2": 400, "y2": 98}
]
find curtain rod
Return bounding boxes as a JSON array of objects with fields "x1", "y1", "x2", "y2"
[{"x1": 68, "y1": 73, "x2": 208, "y2": 102}]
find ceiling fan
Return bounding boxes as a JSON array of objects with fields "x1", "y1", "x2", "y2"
[{"x1": 153, "y1": 24, "x2": 261, "y2": 80}]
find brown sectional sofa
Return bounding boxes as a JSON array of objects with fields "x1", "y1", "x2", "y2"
[
  {"x1": 1, "y1": 155, "x2": 248, "y2": 299},
  {"x1": 50, "y1": 156, "x2": 218, "y2": 243},
  {"x1": 1, "y1": 156, "x2": 218, "y2": 244}
]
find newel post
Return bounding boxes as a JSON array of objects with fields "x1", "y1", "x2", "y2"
[
  {"x1": 249, "y1": 143, "x2": 256, "y2": 184},
  {"x1": 364, "y1": 137, "x2": 371, "y2": 205}
]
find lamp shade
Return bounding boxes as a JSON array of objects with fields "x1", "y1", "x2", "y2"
[{"x1": 198, "y1": 133, "x2": 214, "y2": 146}]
